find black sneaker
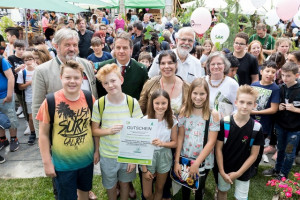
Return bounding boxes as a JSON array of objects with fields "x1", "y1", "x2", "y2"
[
  {"x1": 10, "y1": 138, "x2": 19, "y2": 152},
  {"x1": 276, "y1": 173, "x2": 286, "y2": 181},
  {"x1": 0, "y1": 139, "x2": 9, "y2": 150},
  {"x1": 0, "y1": 155, "x2": 5, "y2": 164},
  {"x1": 262, "y1": 168, "x2": 279, "y2": 177},
  {"x1": 28, "y1": 134, "x2": 36, "y2": 145}
]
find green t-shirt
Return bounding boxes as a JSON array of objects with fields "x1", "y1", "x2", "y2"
[{"x1": 249, "y1": 33, "x2": 275, "y2": 57}]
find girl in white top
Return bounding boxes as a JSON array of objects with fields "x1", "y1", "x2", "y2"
[{"x1": 141, "y1": 89, "x2": 178, "y2": 200}]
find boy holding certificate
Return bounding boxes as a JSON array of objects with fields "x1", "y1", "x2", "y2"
[{"x1": 91, "y1": 63, "x2": 143, "y2": 200}]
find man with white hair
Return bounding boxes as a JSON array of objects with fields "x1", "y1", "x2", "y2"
[
  {"x1": 148, "y1": 27, "x2": 205, "y2": 83},
  {"x1": 142, "y1": 13, "x2": 151, "y2": 28},
  {"x1": 32, "y1": 28, "x2": 98, "y2": 200}
]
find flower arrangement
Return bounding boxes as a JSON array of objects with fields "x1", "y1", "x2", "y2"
[{"x1": 266, "y1": 173, "x2": 300, "y2": 199}]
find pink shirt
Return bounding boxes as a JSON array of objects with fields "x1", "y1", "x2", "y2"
[
  {"x1": 114, "y1": 18, "x2": 125, "y2": 30},
  {"x1": 42, "y1": 17, "x2": 49, "y2": 32}
]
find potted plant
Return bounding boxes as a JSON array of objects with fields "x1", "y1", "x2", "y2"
[{"x1": 266, "y1": 173, "x2": 300, "y2": 199}]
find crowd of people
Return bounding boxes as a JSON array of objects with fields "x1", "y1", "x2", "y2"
[{"x1": 0, "y1": 7, "x2": 300, "y2": 200}]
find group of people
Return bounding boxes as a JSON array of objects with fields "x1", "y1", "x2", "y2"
[{"x1": 0, "y1": 7, "x2": 300, "y2": 200}]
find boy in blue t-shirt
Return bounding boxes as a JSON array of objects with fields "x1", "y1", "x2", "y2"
[
  {"x1": 87, "y1": 37, "x2": 112, "y2": 70},
  {"x1": 251, "y1": 61, "x2": 280, "y2": 165},
  {"x1": 263, "y1": 62, "x2": 300, "y2": 179}
]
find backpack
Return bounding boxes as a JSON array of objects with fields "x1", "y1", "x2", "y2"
[
  {"x1": 46, "y1": 90, "x2": 93, "y2": 146},
  {"x1": 98, "y1": 95, "x2": 134, "y2": 126},
  {"x1": 223, "y1": 115, "x2": 261, "y2": 146},
  {"x1": 0, "y1": 55, "x2": 4, "y2": 77}
]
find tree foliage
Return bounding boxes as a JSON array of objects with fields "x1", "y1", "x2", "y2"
[{"x1": 0, "y1": 16, "x2": 15, "y2": 40}]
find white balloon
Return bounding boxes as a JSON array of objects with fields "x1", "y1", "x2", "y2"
[
  {"x1": 210, "y1": 23, "x2": 230, "y2": 45},
  {"x1": 293, "y1": 10, "x2": 300, "y2": 27},
  {"x1": 190, "y1": 7, "x2": 212, "y2": 34},
  {"x1": 293, "y1": 28, "x2": 299, "y2": 34},
  {"x1": 251, "y1": 0, "x2": 267, "y2": 9},
  {"x1": 265, "y1": 10, "x2": 280, "y2": 26}
]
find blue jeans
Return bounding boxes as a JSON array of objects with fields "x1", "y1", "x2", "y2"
[{"x1": 275, "y1": 124, "x2": 300, "y2": 177}]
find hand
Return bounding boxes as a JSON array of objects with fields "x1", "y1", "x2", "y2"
[
  {"x1": 127, "y1": 164, "x2": 136, "y2": 173},
  {"x1": 189, "y1": 163, "x2": 200, "y2": 180},
  {"x1": 2, "y1": 95, "x2": 12, "y2": 104},
  {"x1": 279, "y1": 103, "x2": 286, "y2": 111},
  {"x1": 93, "y1": 151, "x2": 100, "y2": 164},
  {"x1": 285, "y1": 103, "x2": 296, "y2": 112},
  {"x1": 140, "y1": 45, "x2": 147, "y2": 52},
  {"x1": 144, "y1": 170, "x2": 154, "y2": 181},
  {"x1": 26, "y1": 80, "x2": 32, "y2": 86},
  {"x1": 110, "y1": 125, "x2": 123, "y2": 135},
  {"x1": 152, "y1": 138, "x2": 163, "y2": 147},
  {"x1": 174, "y1": 162, "x2": 181, "y2": 178},
  {"x1": 44, "y1": 162, "x2": 57, "y2": 178},
  {"x1": 228, "y1": 171, "x2": 240, "y2": 182},
  {"x1": 221, "y1": 173, "x2": 233, "y2": 184}
]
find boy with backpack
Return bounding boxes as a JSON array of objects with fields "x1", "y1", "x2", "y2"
[
  {"x1": 17, "y1": 51, "x2": 37, "y2": 145},
  {"x1": 37, "y1": 60, "x2": 97, "y2": 200},
  {"x1": 216, "y1": 85, "x2": 264, "y2": 200},
  {"x1": 262, "y1": 62, "x2": 300, "y2": 179},
  {"x1": 3, "y1": 27, "x2": 19, "y2": 59},
  {"x1": 91, "y1": 63, "x2": 143, "y2": 200}
]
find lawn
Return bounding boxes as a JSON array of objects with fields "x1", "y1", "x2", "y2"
[{"x1": 1, "y1": 165, "x2": 300, "y2": 200}]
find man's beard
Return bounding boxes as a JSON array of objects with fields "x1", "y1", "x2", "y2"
[
  {"x1": 64, "y1": 52, "x2": 78, "y2": 61},
  {"x1": 177, "y1": 45, "x2": 192, "y2": 57}
]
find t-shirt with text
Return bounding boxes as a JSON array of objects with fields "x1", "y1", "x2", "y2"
[{"x1": 36, "y1": 90, "x2": 95, "y2": 171}]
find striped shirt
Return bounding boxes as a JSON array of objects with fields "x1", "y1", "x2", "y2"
[{"x1": 91, "y1": 94, "x2": 143, "y2": 158}]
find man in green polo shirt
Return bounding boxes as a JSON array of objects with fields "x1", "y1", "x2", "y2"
[
  {"x1": 96, "y1": 32, "x2": 149, "y2": 100},
  {"x1": 249, "y1": 23, "x2": 275, "y2": 57}
]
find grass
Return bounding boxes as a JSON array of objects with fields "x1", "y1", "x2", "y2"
[{"x1": 1, "y1": 165, "x2": 300, "y2": 200}]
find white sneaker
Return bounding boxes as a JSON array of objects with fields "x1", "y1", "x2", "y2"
[
  {"x1": 264, "y1": 138, "x2": 270, "y2": 147},
  {"x1": 24, "y1": 125, "x2": 30, "y2": 135},
  {"x1": 16, "y1": 106, "x2": 23, "y2": 115},
  {"x1": 263, "y1": 154, "x2": 269, "y2": 163},
  {"x1": 18, "y1": 113, "x2": 25, "y2": 119}
]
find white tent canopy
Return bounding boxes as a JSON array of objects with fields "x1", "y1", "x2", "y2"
[{"x1": 181, "y1": 0, "x2": 280, "y2": 15}]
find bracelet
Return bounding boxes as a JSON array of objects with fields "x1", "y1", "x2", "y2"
[{"x1": 142, "y1": 169, "x2": 149, "y2": 173}]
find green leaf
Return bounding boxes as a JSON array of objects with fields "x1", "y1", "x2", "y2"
[{"x1": 158, "y1": 36, "x2": 164, "y2": 43}]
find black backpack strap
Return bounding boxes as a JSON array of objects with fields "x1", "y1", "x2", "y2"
[
  {"x1": 82, "y1": 90, "x2": 93, "y2": 113},
  {"x1": 203, "y1": 115, "x2": 211, "y2": 146},
  {"x1": 46, "y1": 93, "x2": 55, "y2": 146},
  {"x1": 0, "y1": 55, "x2": 4, "y2": 77}
]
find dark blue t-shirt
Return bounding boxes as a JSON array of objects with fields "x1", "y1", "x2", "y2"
[
  {"x1": 0, "y1": 58, "x2": 12, "y2": 98},
  {"x1": 251, "y1": 81, "x2": 280, "y2": 135},
  {"x1": 87, "y1": 52, "x2": 112, "y2": 69}
]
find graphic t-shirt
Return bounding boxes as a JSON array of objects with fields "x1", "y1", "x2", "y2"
[
  {"x1": 8, "y1": 55, "x2": 24, "y2": 94},
  {"x1": 30, "y1": 18, "x2": 39, "y2": 33},
  {"x1": 217, "y1": 116, "x2": 264, "y2": 181},
  {"x1": 178, "y1": 114, "x2": 220, "y2": 169},
  {"x1": 17, "y1": 69, "x2": 34, "y2": 103},
  {"x1": 91, "y1": 94, "x2": 143, "y2": 158},
  {"x1": 36, "y1": 90, "x2": 95, "y2": 171},
  {"x1": 251, "y1": 81, "x2": 280, "y2": 135}
]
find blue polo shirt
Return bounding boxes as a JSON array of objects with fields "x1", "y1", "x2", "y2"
[{"x1": 0, "y1": 58, "x2": 12, "y2": 98}]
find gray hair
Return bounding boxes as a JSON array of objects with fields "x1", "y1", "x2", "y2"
[
  {"x1": 178, "y1": 27, "x2": 195, "y2": 40},
  {"x1": 206, "y1": 51, "x2": 231, "y2": 75},
  {"x1": 52, "y1": 28, "x2": 79, "y2": 45}
]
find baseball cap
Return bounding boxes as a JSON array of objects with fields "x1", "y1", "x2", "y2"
[
  {"x1": 165, "y1": 22, "x2": 173, "y2": 29},
  {"x1": 106, "y1": 36, "x2": 114, "y2": 45}
]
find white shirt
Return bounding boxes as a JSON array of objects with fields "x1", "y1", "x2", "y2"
[
  {"x1": 17, "y1": 68, "x2": 34, "y2": 103},
  {"x1": 205, "y1": 75, "x2": 239, "y2": 117},
  {"x1": 148, "y1": 49, "x2": 205, "y2": 83}
]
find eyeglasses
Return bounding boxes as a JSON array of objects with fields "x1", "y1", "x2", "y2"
[
  {"x1": 178, "y1": 38, "x2": 194, "y2": 44},
  {"x1": 234, "y1": 42, "x2": 246, "y2": 46},
  {"x1": 210, "y1": 63, "x2": 224, "y2": 67}
]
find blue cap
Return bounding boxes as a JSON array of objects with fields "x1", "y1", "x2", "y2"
[
  {"x1": 165, "y1": 22, "x2": 173, "y2": 29},
  {"x1": 106, "y1": 36, "x2": 114, "y2": 44}
]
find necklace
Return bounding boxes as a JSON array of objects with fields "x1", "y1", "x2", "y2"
[
  {"x1": 209, "y1": 75, "x2": 225, "y2": 88},
  {"x1": 193, "y1": 103, "x2": 203, "y2": 109},
  {"x1": 161, "y1": 77, "x2": 176, "y2": 98}
]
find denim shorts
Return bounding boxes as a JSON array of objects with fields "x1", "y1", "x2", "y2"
[
  {"x1": 54, "y1": 162, "x2": 94, "y2": 200},
  {"x1": 218, "y1": 173, "x2": 250, "y2": 200},
  {"x1": 100, "y1": 157, "x2": 136, "y2": 189},
  {"x1": 0, "y1": 96, "x2": 18, "y2": 129}
]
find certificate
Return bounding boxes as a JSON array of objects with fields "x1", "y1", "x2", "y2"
[{"x1": 117, "y1": 118, "x2": 158, "y2": 165}]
